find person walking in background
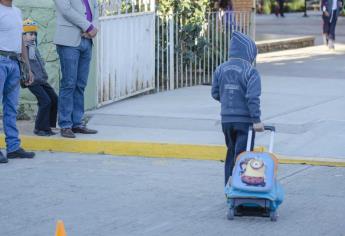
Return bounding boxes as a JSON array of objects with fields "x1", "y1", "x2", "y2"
[
  {"x1": 275, "y1": 0, "x2": 285, "y2": 17},
  {"x1": 0, "y1": 0, "x2": 35, "y2": 163},
  {"x1": 321, "y1": 0, "x2": 343, "y2": 49},
  {"x1": 53, "y1": 0, "x2": 99, "y2": 138},
  {"x1": 22, "y1": 19, "x2": 58, "y2": 136},
  {"x1": 211, "y1": 31, "x2": 264, "y2": 186},
  {"x1": 219, "y1": 0, "x2": 234, "y2": 28}
]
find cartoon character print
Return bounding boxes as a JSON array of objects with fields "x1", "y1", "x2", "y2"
[{"x1": 240, "y1": 157, "x2": 266, "y2": 187}]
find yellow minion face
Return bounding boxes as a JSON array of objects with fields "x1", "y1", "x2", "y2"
[{"x1": 23, "y1": 18, "x2": 38, "y2": 33}]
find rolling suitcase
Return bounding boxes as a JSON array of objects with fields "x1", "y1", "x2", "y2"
[{"x1": 225, "y1": 125, "x2": 284, "y2": 221}]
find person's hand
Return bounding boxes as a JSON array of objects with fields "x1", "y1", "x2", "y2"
[
  {"x1": 324, "y1": 10, "x2": 329, "y2": 17},
  {"x1": 88, "y1": 27, "x2": 98, "y2": 38},
  {"x1": 25, "y1": 71, "x2": 34, "y2": 86},
  {"x1": 82, "y1": 32, "x2": 92, "y2": 39},
  {"x1": 253, "y1": 122, "x2": 265, "y2": 132}
]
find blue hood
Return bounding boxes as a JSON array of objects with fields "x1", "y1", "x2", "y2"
[{"x1": 229, "y1": 31, "x2": 257, "y2": 64}]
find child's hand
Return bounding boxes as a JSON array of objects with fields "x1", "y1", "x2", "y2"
[
  {"x1": 324, "y1": 10, "x2": 329, "y2": 17},
  {"x1": 25, "y1": 71, "x2": 34, "y2": 86},
  {"x1": 253, "y1": 122, "x2": 265, "y2": 132}
]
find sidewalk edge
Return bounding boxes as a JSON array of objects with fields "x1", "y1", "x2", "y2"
[{"x1": 2, "y1": 135, "x2": 344, "y2": 167}]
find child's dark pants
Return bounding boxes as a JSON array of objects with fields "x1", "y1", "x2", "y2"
[
  {"x1": 222, "y1": 122, "x2": 255, "y2": 186},
  {"x1": 28, "y1": 83, "x2": 58, "y2": 131}
]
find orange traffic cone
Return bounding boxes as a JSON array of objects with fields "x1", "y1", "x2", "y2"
[{"x1": 55, "y1": 220, "x2": 67, "y2": 236}]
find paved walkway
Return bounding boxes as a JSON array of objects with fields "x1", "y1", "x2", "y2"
[
  {"x1": 0, "y1": 152, "x2": 344, "y2": 236},
  {"x1": 3, "y1": 44, "x2": 345, "y2": 163},
  {"x1": 256, "y1": 12, "x2": 345, "y2": 45}
]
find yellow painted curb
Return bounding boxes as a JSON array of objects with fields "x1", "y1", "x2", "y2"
[{"x1": 1, "y1": 135, "x2": 344, "y2": 167}]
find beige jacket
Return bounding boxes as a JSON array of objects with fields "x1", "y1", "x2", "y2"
[{"x1": 53, "y1": 0, "x2": 99, "y2": 47}]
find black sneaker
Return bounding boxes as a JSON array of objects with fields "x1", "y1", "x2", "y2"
[
  {"x1": 34, "y1": 129, "x2": 51, "y2": 136},
  {"x1": 7, "y1": 148, "x2": 35, "y2": 159},
  {"x1": 0, "y1": 151, "x2": 8, "y2": 164},
  {"x1": 49, "y1": 130, "x2": 57, "y2": 136},
  {"x1": 61, "y1": 128, "x2": 76, "y2": 138},
  {"x1": 72, "y1": 126, "x2": 98, "y2": 134}
]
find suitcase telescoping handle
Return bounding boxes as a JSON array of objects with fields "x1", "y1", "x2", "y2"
[{"x1": 246, "y1": 125, "x2": 276, "y2": 153}]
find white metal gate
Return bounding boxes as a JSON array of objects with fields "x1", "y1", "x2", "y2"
[
  {"x1": 156, "y1": 11, "x2": 253, "y2": 92},
  {"x1": 97, "y1": 1, "x2": 155, "y2": 106},
  {"x1": 96, "y1": 1, "x2": 253, "y2": 106}
]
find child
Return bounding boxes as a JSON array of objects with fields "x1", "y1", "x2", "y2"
[
  {"x1": 22, "y1": 19, "x2": 58, "y2": 136},
  {"x1": 211, "y1": 31, "x2": 264, "y2": 186}
]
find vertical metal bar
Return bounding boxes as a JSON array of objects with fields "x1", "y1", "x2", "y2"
[
  {"x1": 144, "y1": 0, "x2": 148, "y2": 12},
  {"x1": 240, "y1": 12, "x2": 243, "y2": 33},
  {"x1": 211, "y1": 12, "x2": 214, "y2": 84},
  {"x1": 166, "y1": 15, "x2": 169, "y2": 90},
  {"x1": 217, "y1": 12, "x2": 224, "y2": 63},
  {"x1": 223, "y1": 11, "x2": 227, "y2": 63},
  {"x1": 194, "y1": 54, "x2": 197, "y2": 85},
  {"x1": 150, "y1": 0, "x2": 155, "y2": 12},
  {"x1": 161, "y1": 15, "x2": 164, "y2": 91},
  {"x1": 156, "y1": 15, "x2": 160, "y2": 92},
  {"x1": 175, "y1": 14, "x2": 179, "y2": 88},
  {"x1": 198, "y1": 56, "x2": 201, "y2": 85},
  {"x1": 207, "y1": 12, "x2": 210, "y2": 84},
  {"x1": 215, "y1": 11, "x2": 218, "y2": 70},
  {"x1": 169, "y1": 15, "x2": 175, "y2": 90},
  {"x1": 180, "y1": 17, "x2": 183, "y2": 87}
]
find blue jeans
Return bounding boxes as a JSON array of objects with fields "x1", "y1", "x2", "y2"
[
  {"x1": 222, "y1": 122, "x2": 255, "y2": 185},
  {"x1": 0, "y1": 56, "x2": 21, "y2": 152},
  {"x1": 56, "y1": 38, "x2": 92, "y2": 129}
]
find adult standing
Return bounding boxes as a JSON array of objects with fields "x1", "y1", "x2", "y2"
[
  {"x1": 0, "y1": 0, "x2": 36, "y2": 163},
  {"x1": 321, "y1": 0, "x2": 343, "y2": 49},
  {"x1": 53, "y1": 0, "x2": 99, "y2": 138}
]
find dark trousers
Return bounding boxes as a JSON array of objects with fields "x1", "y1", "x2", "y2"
[
  {"x1": 222, "y1": 122, "x2": 255, "y2": 185},
  {"x1": 28, "y1": 83, "x2": 58, "y2": 131},
  {"x1": 275, "y1": 0, "x2": 285, "y2": 16},
  {"x1": 279, "y1": 0, "x2": 285, "y2": 16},
  {"x1": 323, "y1": 11, "x2": 338, "y2": 40}
]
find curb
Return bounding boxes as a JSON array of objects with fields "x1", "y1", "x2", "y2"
[{"x1": 2, "y1": 135, "x2": 345, "y2": 167}]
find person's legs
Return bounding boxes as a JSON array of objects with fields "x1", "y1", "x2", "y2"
[
  {"x1": 328, "y1": 12, "x2": 338, "y2": 49},
  {"x1": 0, "y1": 56, "x2": 35, "y2": 159},
  {"x1": 1, "y1": 58, "x2": 21, "y2": 153},
  {"x1": 222, "y1": 122, "x2": 235, "y2": 186},
  {"x1": 233, "y1": 123, "x2": 255, "y2": 160},
  {"x1": 28, "y1": 84, "x2": 52, "y2": 132},
  {"x1": 42, "y1": 83, "x2": 58, "y2": 128},
  {"x1": 72, "y1": 38, "x2": 92, "y2": 128},
  {"x1": 279, "y1": 0, "x2": 285, "y2": 17},
  {"x1": 322, "y1": 14, "x2": 330, "y2": 45},
  {"x1": 56, "y1": 44, "x2": 80, "y2": 129},
  {"x1": 0, "y1": 56, "x2": 10, "y2": 162}
]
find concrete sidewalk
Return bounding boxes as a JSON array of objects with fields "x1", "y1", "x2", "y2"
[
  {"x1": 256, "y1": 12, "x2": 345, "y2": 45},
  {"x1": 0, "y1": 152, "x2": 344, "y2": 236},
  {"x1": 2, "y1": 44, "x2": 345, "y2": 165}
]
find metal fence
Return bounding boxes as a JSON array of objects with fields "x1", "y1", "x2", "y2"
[
  {"x1": 156, "y1": 11, "x2": 253, "y2": 92},
  {"x1": 98, "y1": 0, "x2": 155, "y2": 16},
  {"x1": 97, "y1": 0, "x2": 155, "y2": 106},
  {"x1": 95, "y1": 2, "x2": 253, "y2": 106}
]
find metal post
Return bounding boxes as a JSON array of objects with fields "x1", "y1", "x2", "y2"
[
  {"x1": 169, "y1": 15, "x2": 175, "y2": 90},
  {"x1": 303, "y1": 0, "x2": 308, "y2": 17}
]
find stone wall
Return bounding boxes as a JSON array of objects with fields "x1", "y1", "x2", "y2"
[{"x1": 256, "y1": 36, "x2": 315, "y2": 53}]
